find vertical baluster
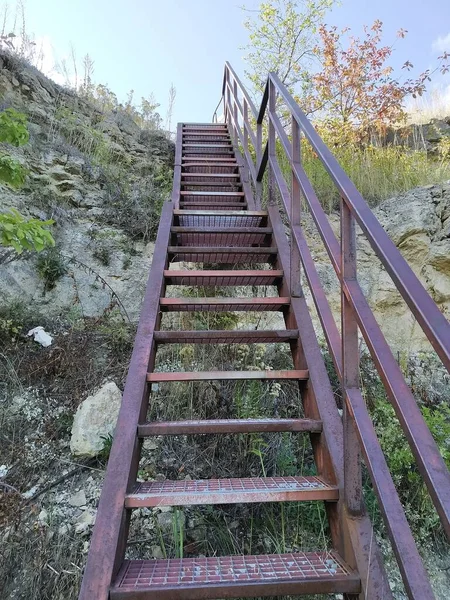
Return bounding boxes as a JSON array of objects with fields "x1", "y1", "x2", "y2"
[
  {"x1": 268, "y1": 79, "x2": 276, "y2": 206},
  {"x1": 341, "y1": 198, "x2": 363, "y2": 515},
  {"x1": 290, "y1": 116, "x2": 302, "y2": 297},
  {"x1": 256, "y1": 117, "x2": 263, "y2": 207},
  {"x1": 243, "y1": 97, "x2": 249, "y2": 157}
]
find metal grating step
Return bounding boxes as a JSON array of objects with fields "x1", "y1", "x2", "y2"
[
  {"x1": 154, "y1": 329, "x2": 298, "y2": 344},
  {"x1": 163, "y1": 270, "x2": 283, "y2": 286},
  {"x1": 170, "y1": 229, "x2": 271, "y2": 247},
  {"x1": 167, "y1": 246, "x2": 277, "y2": 263},
  {"x1": 178, "y1": 204, "x2": 247, "y2": 211},
  {"x1": 125, "y1": 476, "x2": 339, "y2": 507},
  {"x1": 138, "y1": 418, "x2": 321, "y2": 436},
  {"x1": 159, "y1": 297, "x2": 289, "y2": 312},
  {"x1": 111, "y1": 552, "x2": 360, "y2": 599},
  {"x1": 174, "y1": 211, "x2": 267, "y2": 228}
]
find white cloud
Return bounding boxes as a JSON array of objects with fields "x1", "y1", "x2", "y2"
[{"x1": 432, "y1": 32, "x2": 450, "y2": 53}]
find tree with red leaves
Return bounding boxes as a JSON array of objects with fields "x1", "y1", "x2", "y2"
[{"x1": 306, "y1": 20, "x2": 449, "y2": 143}]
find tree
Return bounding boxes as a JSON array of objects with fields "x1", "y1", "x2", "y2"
[
  {"x1": 309, "y1": 21, "x2": 450, "y2": 143},
  {"x1": 0, "y1": 109, "x2": 54, "y2": 263},
  {"x1": 165, "y1": 84, "x2": 177, "y2": 138},
  {"x1": 242, "y1": 0, "x2": 335, "y2": 95}
]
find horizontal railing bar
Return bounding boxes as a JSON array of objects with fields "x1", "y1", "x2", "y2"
[
  {"x1": 225, "y1": 61, "x2": 258, "y2": 119},
  {"x1": 225, "y1": 98, "x2": 257, "y2": 185},
  {"x1": 268, "y1": 154, "x2": 343, "y2": 377},
  {"x1": 270, "y1": 110, "x2": 291, "y2": 157},
  {"x1": 268, "y1": 149, "x2": 450, "y2": 534},
  {"x1": 345, "y1": 279, "x2": 450, "y2": 536},
  {"x1": 268, "y1": 71, "x2": 450, "y2": 370},
  {"x1": 346, "y1": 388, "x2": 435, "y2": 599},
  {"x1": 225, "y1": 81, "x2": 258, "y2": 151}
]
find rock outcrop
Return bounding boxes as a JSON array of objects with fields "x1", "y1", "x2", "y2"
[
  {"x1": 304, "y1": 182, "x2": 450, "y2": 352},
  {"x1": 70, "y1": 381, "x2": 122, "y2": 457},
  {"x1": 0, "y1": 50, "x2": 174, "y2": 321}
]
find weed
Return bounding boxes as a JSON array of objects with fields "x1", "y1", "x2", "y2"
[
  {"x1": 93, "y1": 245, "x2": 111, "y2": 266},
  {"x1": 172, "y1": 509, "x2": 185, "y2": 558},
  {"x1": 36, "y1": 248, "x2": 67, "y2": 290},
  {"x1": 98, "y1": 433, "x2": 114, "y2": 463}
]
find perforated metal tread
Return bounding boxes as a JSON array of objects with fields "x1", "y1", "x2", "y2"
[
  {"x1": 125, "y1": 476, "x2": 338, "y2": 507},
  {"x1": 159, "y1": 297, "x2": 289, "y2": 312},
  {"x1": 154, "y1": 329, "x2": 298, "y2": 344},
  {"x1": 164, "y1": 270, "x2": 283, "y2": 286},
  {"x1": 110, "y1": 551, "x2": 360, "y2": 599}
]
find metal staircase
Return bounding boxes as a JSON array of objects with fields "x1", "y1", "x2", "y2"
[{"x1": 78, "y1": 66, "x2": 450, "y2": 600}]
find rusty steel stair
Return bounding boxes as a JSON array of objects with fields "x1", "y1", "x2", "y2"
[
  {"x1": 79, "y1": 121, "x2": 362, "y2": 599},
  {"x1": 79, "y1": 66, "x2": 450, "y2": 598}
]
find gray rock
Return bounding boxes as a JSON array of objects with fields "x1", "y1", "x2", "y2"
[
  {"x1": 70, "y1": 382, "x2": 122, "y2": 457},
  {"x1": 69, "y1": 490, "x2": 87, "y2": 507}
]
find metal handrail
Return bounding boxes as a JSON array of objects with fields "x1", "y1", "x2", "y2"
[{"x1": 221, "y1": 62, "x2": 450, "y2": 599}]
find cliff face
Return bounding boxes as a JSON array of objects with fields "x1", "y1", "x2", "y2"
[
  {"x1": 303, "y1": 182, "x2": 450, "y2": 353},
  {"x1": 0, "y1": 50, "x2": 174, "y2": 321}
]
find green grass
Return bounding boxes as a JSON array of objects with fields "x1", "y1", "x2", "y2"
[{"x1": 277, "y1": 140, "x2": 450, "y2": 213}]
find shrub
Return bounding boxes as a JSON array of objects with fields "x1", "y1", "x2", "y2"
[
  {"x1": 0, "y1": 209, "x2": 55, "y2": 256},
  {"x1": 369, "y1": 397, "x2": 450, "y2": 542}
]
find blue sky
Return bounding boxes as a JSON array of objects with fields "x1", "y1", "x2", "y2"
[{"x1": 14, "y1": 0, "x2": 450, "y2": 124}]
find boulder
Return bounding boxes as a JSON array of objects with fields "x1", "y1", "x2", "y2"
[{"x1": 70, "y1": 382, "x2": 122, "y2": 457}]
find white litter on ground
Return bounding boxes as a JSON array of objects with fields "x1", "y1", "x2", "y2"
[{"x1": 27, "y1": 326, "x2": 53, "y2": 347}]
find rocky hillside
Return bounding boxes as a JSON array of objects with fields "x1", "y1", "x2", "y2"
[{"x1": 0, "y1": 50, "x2": 174, "y2": 321}]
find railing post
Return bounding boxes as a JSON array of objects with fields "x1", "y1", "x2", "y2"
[
  {"x1": 233, "y1": 78, "x2": 239, "y2": 145},
  {"x1": 224, "y1": 68, "x2": 230, "y2": 126},
  {"x1": 341, "y1": 198, "x2": 362, "y2": 515},
  {"x1": 243, "y1": 97, "x2": 249, "y2": 157},
  {"x1": 268, "y1": 78, "x2": 276, "y2": 206},
  {"x1": 290, "y1": 116, "x2": 302, "y2": 297},
  {"x1": 171, "y1": 123, "x2": 183, "y2": 210}
]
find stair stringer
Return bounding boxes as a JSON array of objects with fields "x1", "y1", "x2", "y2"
[
  {"x1": 268, "y1": 202, "x2": 393, "y2": 600},
  {"x1": 78, "y1": 202, "x2": 174, "y2": 600}
]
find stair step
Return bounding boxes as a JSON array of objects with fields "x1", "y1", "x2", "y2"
[
  {"x1": 179, "y1": 200, "x2": 246, "y2": 206},
  {"x1": 174, "y1": 211, "x2": 267, "y2": 228},
  {"x1": 154, "y1": 329, "x2": 298, "y2": 344},
  {"x1": 159, "y1": 297, "x2": 289, "y2": 312},
  {"x1": 181, "y1": 173, "x2": 240, "y2": 178},
  {"x1": 183, "y1": 139, "x2": 231, "y2": 145},
  {"x1": 170, "y1": 227, "x2": 272, "y2": 247},
  {"x1": 167, "y1": 247, "x2": 277, "y2": 263},
  {"x1": 171, "y1": 227, "x2": 271, "y2": 233},
  {"x1": 181, "y1": 181, "x2": 242, "y2": 186},
  {"x1": 125, "y1": 476, "x2": 338, "y2": 508},
  {"x1": 138, "y1": 418, "x2": 321, "y2": 436},
  {"x1": 179, "y1": 204, "x2": 247, "y2": 211},
  {"x1": 110, "y1": 552, "x2": 360, "y2": 599},
  {"x1": 147, "y1": 369, "x2": 307, "y2": 382},
  {"x1": 181, "y1": 156, "x2": 237, "y2": 162},
  {"x1": 174, "y1": 209, "x2": 267, "y2": 216},
  {"x1": 180, "y1": 191, "x2": 245, "y2": 197},
  {"x1": 164, "y1": 269, "x2": 283, "y2": 286},
  {"x1": 183, "y1": 143, "x2": 233, "y2": 148},
  {"x1": 181, "y1": 183, "x2": 242, "y2": 190}
]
